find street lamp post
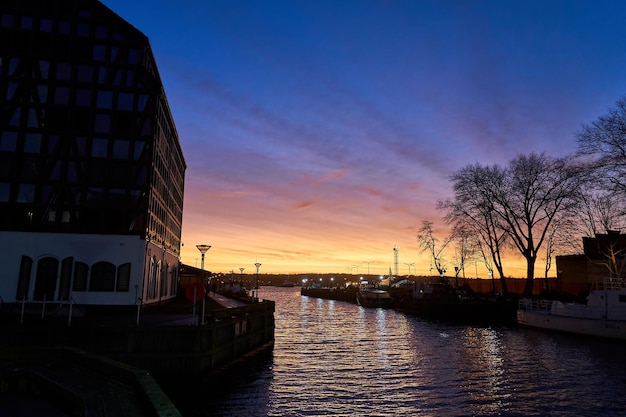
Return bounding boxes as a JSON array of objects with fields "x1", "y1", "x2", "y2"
[
  {"x1": 239, "y1": 267, "x2": 245, "y2": 288},
  {"x1": 196, "y1": 244, "x2": 211, "y2": 270},
  {"x1": 254, "y1": 262, "x2": 262, "y2": 302}
]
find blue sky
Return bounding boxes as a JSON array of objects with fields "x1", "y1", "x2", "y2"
[{"x1": 103, "y1": 0, "x2": 626, "y2": 276}]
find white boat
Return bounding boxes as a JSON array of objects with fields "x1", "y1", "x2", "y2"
[{"x1": 517, "y1": 279, "x2": 626, "y2": 340}]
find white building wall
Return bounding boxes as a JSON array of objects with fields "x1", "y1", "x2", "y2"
[{"x1": 0, "y1": 231, "x2": 178, "y2": 306}]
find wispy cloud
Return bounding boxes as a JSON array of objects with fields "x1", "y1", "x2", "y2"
[{"x1": 103, "y1": 0, "x2": 626, "y2": 275}]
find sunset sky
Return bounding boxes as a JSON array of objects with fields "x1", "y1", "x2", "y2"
[{"x1": 102, "y1": 0, "x2": 626, "y2": 277}]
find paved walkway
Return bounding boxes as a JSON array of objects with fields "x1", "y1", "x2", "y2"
[
  {"x1": 138, "y1": 292, "x2": 251, "y2": 326},
  {"x1": 208, "y1": 291, "x2": 249, "y2": 308}
]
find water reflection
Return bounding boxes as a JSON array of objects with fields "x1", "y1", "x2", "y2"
[
  {"x1": 458, "y1": 327, "x2": 509, "y2": 415},
  {"x1": 181, "y1": 287, "x2": 626, "y2": 417}
]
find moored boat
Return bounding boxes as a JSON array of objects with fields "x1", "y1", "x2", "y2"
[
  {"x1": 393, "y1": 280, "x2": 517, "y2": 324},
  {"x1": 356, "y1": 289, "x2": 394, "y2": 308},
  {"x1": 517, "y1": 279, "x2": 626, "y2": 340}
]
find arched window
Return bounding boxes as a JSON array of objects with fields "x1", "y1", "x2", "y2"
[
  {"x1": 150, "y1": 259, "x2": 160, "y2": 299},
  {"x1": 116, "y1": 263, "x2": 130, "y2": 292},
  {"x1": 147, "y1": 256, "x2": 156, "y2": 300},
  {"x1": 169, "y1": 266, "x2": 177, "y2": 296},
  {"x1": 16, "y1": 255, "x2": 33, "y2": 300},
  {"x1": 160, "y1": 262, "x2": 169, "y2": 297},
  {"x1": 90, "y1": 261, "x2": 115, "y2": 291},
  {"x1": 58, "y1": 257, "x2": 73, "y2": 301},
  {"x1": 33, "y1": 257, "x2": 59, "y2": 301},
  {"x1": 73, "y1": 261, "x2": 88, "y2": 291}
]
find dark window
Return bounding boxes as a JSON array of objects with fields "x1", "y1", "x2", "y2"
[
  {"x1": 49, "y1": 161, "x2": 61, "y2": 180},
  {"x1": 125, "y1": 70, "x2": 134, "y2": 87},
  {"x1": 76, "y1": 89, "x2": 91, "y2": 106},
  {"x1": 6, "y1": 82, "x2": 18, "y2": 100},
  {"x1": 47, "y1": 135, "x2": 58, "y2": 153},
  {"x1": 74, "y1": 137, "x2": 87, "y2": 156},
  {"x1": 59, "y1": 20, "x2": 71, "y2": 34},
  {"x1": 1, "y1": 132, "x2": 18, "y2": 151},
  {"x1": 98, "y1": 66, "x2": 108, "y2": 83},
  {"x1": 133, "y1": 141, "x2": 145, "y2": 160},
  {"x1": 16, "y1": 184, "x2": 35, "y2": 203},
  {"x1": 39, "y1": 61, "x2": 50, "y2": 78},
  {"x1": 73, "y1": 262, "x2": 88, "y2": 291},
  {"x1": 76, "y1": 23, "x2": 89, "y2": 37},
  {"x1": 16, "y1": 256, "x2": 33, "y2": 300},
  {"x1": 1, "y1": 14, "x2": 14, "y2": 28},
  {"x1": 9, "y1": 108, "x2": 21, "y2": 126},
  {"x1": 56, "y1": 63, "x2": 71, "y2": 80},
  {"x1": 93, "y1": 45, "x2": 106, "y2": 61},
  {"x1": 20, "y1": 158, "x2": 38, "y2": 180},
  {"x1": 37, "y1": 85, "x2": 48, "y2": 102},
  {"x1": 112, "y1": 139, "x2": 129, "y2": 159},
  {"x1": 66, "y1": 161, "x2": 78, "y2": 182},
  {"x1": 0, "y1": 156, "x2": 16, "y2": 182},
  {"x1": 141, "y1": 119, "x2": 153, "y2": 136},
  {"x1": 113, "y1": 69, "x2": 122, "y2": 86},
  {"x1": 20, "y1": 16, "x2": 33, "y2": 30},
  {"x1": 77, "y1": 65, "x2": 93, "y2": 82},
  {"x1": 138, "y1": 94, "x2": 148, "y2": 111},
  {"x1": 118, "y1": 92, "x2": 133, "y2": 110},
  {"x1": 54, "y1": 87, "x2": 70, "y2": 104},
  {"x1": 27, "y1": 109, "x2": 39, "y2": 128},
  {"x1": 169, "y1": 268, "x2": 177, "y2": 296},
  {"x1": 95, "y1": 25, "x2": 108, "y2": 39},
  {"x1": 117, "y1": 263, "x2": 131, "y2": 292},
  {"x1": 24, "y1": 133, "x2": 41, "y2": 153},
  {"x1": 41, "y1": 185, "x2": 54, "y2": 204},
  {"x1": 94, "y1": 114, "x2": 110, "y2": 133},
  {"x1": 96, "y1": 91, "x2": 113, "y2": 109},
  {"x1": 40, "y1": 18, "x2": 52, "y2": 32},
  {"x1": 128, "y1": 49, "x2": 140, "y2": 64},
  {"x1": 148, "y1": 258, "x2": 157, "y2": 299},
  {"x1": 619, "y1": 295, "x2": 626, "y2": 303},
  {"x1": 33, "y1": 257, "x2": 58, "y2": 301},
  {"x1": 161, "y1": 263, "x2": 169, "y2": 296},
  {"x1": 91, "y1": 137, "x2": 108, "y2": 157},
  {"x1": 0, "y1": 183, "x2": 10, "y2": 202},
  {"x1": 58, "y1": 257, "x2": 73, "y2": 301},
  {"x1": 90, "y1": 261, "x2": 115, "y2": 291}
]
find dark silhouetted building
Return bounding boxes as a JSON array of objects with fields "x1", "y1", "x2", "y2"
[
  {"x1": 556, "y1": 231, "x2": 626, "y2": 294},
  {"x1": 0, "y1": 0, "x2": 185, "y2": 307}
]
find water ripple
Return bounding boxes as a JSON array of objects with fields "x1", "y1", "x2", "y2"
[{"x1": 177, "y1": 287, "x2": 626, "y2": 417}]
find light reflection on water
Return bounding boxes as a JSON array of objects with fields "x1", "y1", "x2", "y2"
[{"x1": 176, "y1": 287, "x2": 626, "y2": 417}]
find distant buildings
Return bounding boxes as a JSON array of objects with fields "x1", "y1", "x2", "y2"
[
  {"x1": 0, "y1": 0, "x2": 185, "y2": 307},
  {"x1": 556, "y1": 231, "x2": 626, "y2": 294}
]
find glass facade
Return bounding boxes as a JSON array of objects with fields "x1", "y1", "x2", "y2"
[
  {"x1": 0, "y1": 0, "x2": 185, "y2": 306},
  {"x1": 0, "y1": 0, "x2": 185, "y2": 255}
]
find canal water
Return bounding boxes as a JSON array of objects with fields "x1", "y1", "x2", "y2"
[{"x1": 173, "y1": 286, "x2": 626, "y2": 417}]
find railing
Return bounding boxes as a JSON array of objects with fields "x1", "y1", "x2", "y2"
[
  {"x1": 603, "y1": 277, "x2": 626, "y2": 291},
  {"x1": 518, "y1": 298, "x2": 552, "y2": 312}
]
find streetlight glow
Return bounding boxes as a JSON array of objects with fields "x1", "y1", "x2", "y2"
[
  {"x1": 254, "y1": 262, "x2": 262, "y2": 302},
  {"x1": 196, "y1": 244, "x2": 211, "y2": 270}
]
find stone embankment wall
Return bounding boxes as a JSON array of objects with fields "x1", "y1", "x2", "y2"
[{"x1": 0, "y1": 300, "x2": 275, "y2": 376}]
